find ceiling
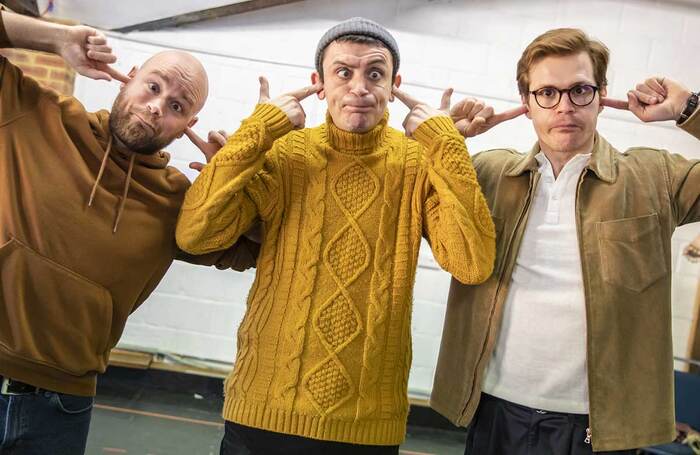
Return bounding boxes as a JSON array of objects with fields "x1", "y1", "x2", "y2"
[{"x1": 39, "y1": 0, "x2": 297, "y2": 30}]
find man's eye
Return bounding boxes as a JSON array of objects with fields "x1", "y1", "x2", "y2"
[
  {"x1": 148, "y1": 82, "x2": 159, "y2": 93},
  {"x1": 369, "y1": 70, "x2": 382, "y2": 80},
  {"x1": 572, "y1": 85, "x2": 588, "y2": 95},
  {"x1": 337, "y1": 68, "x2": 350, "y2": 78},
  {"x1": 539, "y1": 88, "x2": 556, "y2": 98},
  {"x1": 171, "y1": 102, "x2": 182, "y2": 112}
]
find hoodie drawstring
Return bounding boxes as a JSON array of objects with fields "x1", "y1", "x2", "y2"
[
  {"x1": 88, "y1": 136, "x2": 112, "y2": 207},
  {"x1": 87, "y1": 136, "x2": 137, "y2": 233},
  {"x1": 113, "y1": 153, "x2": 135, "y2": 233}
]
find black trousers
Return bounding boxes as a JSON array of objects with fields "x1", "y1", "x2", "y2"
[
  {"x1": 464, "y1": 394, "x2": 638, "y2": 455},
  {"x1": 220, "y1": 421, "x2": 400, "y2": 455}
]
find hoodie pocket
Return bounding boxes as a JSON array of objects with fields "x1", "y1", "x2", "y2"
[{"x1": 0, "y1": 237, "x2": 113, "y2": 376}]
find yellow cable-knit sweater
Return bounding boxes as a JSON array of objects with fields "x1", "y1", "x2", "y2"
[{"x1": 176, "y1": 104, "x2": 495, "y2": 446}]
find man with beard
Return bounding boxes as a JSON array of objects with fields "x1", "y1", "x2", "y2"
[
  {"x1": 0, "y1": 8, "x2": 257, "y2": 454},
  {"x1": 177, "y1": 17, "x2": 495, "y2": 455}
]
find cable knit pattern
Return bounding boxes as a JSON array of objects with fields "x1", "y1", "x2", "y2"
[
  {"x1": 356, "y1": 141, "x2": 404, "y2": 419},
  {"x1": 175, "y1": 107, "x2": 496, "y2": 446},
  {"x1": 273, "y1": 131, "x2": 327, "y2": 408},
  {"x1": 303, "y1": 157, "x2": 379, "y2": 415}
]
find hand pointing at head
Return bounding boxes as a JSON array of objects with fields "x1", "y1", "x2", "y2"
[
  {"x1": 448, "y1": 96, "x2": 528, "y2": 138},
  {"x1": 392, "y1": 86, "x2": 453, "y2": 137},
  {"x1": 258, "y1": 76, "x2": 323, "y2": 129},
  {"x1": 602, "y1": 77, "x2": 692, "y2": 124}
]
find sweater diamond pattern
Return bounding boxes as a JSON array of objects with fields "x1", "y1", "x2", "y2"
[
  {"x1": 327, "y1": 227, "x2": 366, "y2": 283},
  {"x1": 335, "y1": 163, "x2": 376, "y2": 216},
  {"x1": 317, "y1": 294, "x2": 360, "y2": 349},
  {"x1": 307, "y1": 358, "x2": 352, "y2": 412},
  {"x1": 305, "y1": 161, "x2": 378, "y2": 414},
  {"x1": 441, "y1": 148, "x2": 471, "y2": 177}
]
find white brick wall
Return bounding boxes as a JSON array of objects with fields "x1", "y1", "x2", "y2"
[{"x1": 73, "y1": 0, "x2": 700, "y2": 396}]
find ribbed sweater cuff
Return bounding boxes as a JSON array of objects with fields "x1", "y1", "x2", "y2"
[
  {"x1": 251, "y1": 103, "x2": 294, "y2": 141},
  {"x1": 679, "y1": 103, "x2": 700, "y2": 139},
  {"x1": 0, "y1": 8, "x2": 12, "y2": 48},
  {"x1": 412, "y1": 115, "x2": 460, "y2": 148}
]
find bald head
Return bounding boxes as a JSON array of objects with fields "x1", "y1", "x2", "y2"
[
  {"x1": 138, "y1": 50, "x2": 209, "y2": 114},
  {"x1": 109, "y1": 50, "x2": 209, "y2": 155}
]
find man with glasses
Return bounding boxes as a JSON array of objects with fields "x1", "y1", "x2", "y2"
[{"x1": 430, "y1": 28, "x2": 699, "y2": 454}]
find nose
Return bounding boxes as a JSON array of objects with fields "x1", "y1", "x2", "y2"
[
  {"x1": 348, "y1": 76, "x2": 369, "y2": 97},
  {"x1": 556, "y1": 92, "x2": 576, "y2": 113},
  {"x1": 146, "y1": 99, "x2": 163, "y2": 117}
]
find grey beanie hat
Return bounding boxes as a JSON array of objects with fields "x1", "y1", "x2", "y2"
[{"x1": 315, "y1": 17, "x2": 400, "y2": 77}]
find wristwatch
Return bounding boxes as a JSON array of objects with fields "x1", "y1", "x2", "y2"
[{"x1": 677, "y1": 91, "x2": 699, "y2": 125}]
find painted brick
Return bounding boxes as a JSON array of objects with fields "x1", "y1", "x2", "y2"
[{"x1": 67, "y1": 0, "x2": 700, "y2": 396}]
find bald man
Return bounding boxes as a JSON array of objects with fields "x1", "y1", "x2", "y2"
[{"x1": 0, "y1": 9, "x2": 257, "y2": 454}]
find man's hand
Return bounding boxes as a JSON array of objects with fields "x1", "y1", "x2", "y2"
[
  {"x1": 603, "y1": 77, "x2": 692, "y2": 123},
  {"x1": 393, "y1": 86, "x2": 453, "y2": 137},
  {"x1": 2, "y1": 10, "x2": 128, "y2": 83},
  {"x1": 448, "y1": 95, "x2": 528, "y2": 138},
  {"x1": 684, "y1": 234, "x2": 700, "y2": 263},
  {"x1": 258, "y1": 76, "x2": 322, "y2": 129},
  {"x1": 184, "y1": 128, "x2": 228, "y2": 172},
  {"x1": 57, "y1": 25, "x2": 129, "y2": 83}
]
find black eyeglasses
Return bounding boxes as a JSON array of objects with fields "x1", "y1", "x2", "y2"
[{"x1": 529, "y1": 84, "x2": 599, "y2": 109}]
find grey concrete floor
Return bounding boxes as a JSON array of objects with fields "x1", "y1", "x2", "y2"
[{"x1": 85, "y1": 367, "x2": 466, "y2": 455}]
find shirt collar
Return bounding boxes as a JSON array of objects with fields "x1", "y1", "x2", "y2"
[{"x1": 506, "y1": 133, "x2": 618, "y2": 183}]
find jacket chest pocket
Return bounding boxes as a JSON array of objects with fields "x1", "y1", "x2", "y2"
[{"x1": 596, "y1": 213, "x2": 667, "y2": 293}]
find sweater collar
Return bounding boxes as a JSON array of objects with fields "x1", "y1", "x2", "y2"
[{"x1": 322, "y1": 110, "x2": 389, "y2": 155}]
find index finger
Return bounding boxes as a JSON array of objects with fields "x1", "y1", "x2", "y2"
[
  {"x1": 184, "y1": 127, "x2": 208, "y2": 150},
  {"x1": 601, "y1": 97, "x2": 629, "y2": 110},
  {"x1": 392, "y1": 86, "x2": 420, "y2": 109},
  {"x1": 489, "y1": 105, "x2": 528, "y2": 125},
  {"x1": 103, "y1": 65, "x2": 131, "y2": 84},
  {"x1": 286, "y1": 82, "x2": 323, "y2": 101}
]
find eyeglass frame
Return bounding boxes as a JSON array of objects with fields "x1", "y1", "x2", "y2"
[{"x1": 528, "y1": 84, "x2": 600, "y2": 109}]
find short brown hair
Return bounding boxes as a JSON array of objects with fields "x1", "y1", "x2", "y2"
[{"x1": 516, "y1": 28, "x2": 609, "y2": 95}]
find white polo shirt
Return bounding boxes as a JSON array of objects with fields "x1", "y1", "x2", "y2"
[{"x1": 482, "y1": 150, "x2": 592, "y2": 414}]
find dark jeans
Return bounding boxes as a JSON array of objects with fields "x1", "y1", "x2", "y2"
[
  {"x1": 465, "y1": 394, "x2": 638, "y2": 455},
  {"x1": 220, "y1": 421, "x2": 400, "y2": 455},
  {"x1": 0, "y1": 390, "x2": 93, "y2": 455}
]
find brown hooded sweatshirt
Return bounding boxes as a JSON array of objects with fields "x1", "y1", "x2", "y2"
[{"x1": 0, "y1": 16, "x2": 256, "y2": 396}]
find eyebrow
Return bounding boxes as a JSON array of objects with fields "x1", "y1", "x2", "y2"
[
  {"x1": 532, "y1": 80, "x2": 595, "y2": 91},
  {"x1": 151, "y1": 70, "x2": 196, "y2": 108},
  {"x1": 330, "y1": 56, "x2": 389, "y2": 68}
]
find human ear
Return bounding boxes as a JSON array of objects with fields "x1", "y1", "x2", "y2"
[
  {"x1": 390, "y1": 74, "x2": 402, "y2": 101},
  {"x1": 312, "y1": 71, "x2": 325, "y2": 100}
]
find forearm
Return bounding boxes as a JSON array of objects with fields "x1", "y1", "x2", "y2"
[
  {"x1": 176, "y1": 104, "x2": 290, "y2": 254},
  {"x1": 0, "y1": 9, "x2": 67, "y2": 53},
  {"x1": 415, "y1": 117, "x2": 496, "y2": 284},
  {"x1": 175, "y1": 235, "x2": 260, "y2": 271}
]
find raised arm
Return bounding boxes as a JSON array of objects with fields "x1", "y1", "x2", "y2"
[
  {"x1": 0, "y1": 8, "x2": 127, "y2": 82},
  {"x1": 394, "y1": 86, "x2": 496, "y2": 284},
  {"x1": 175, "y1": 77, "x2": 321, "y2": 255},
  {"x1": 603, "y1": 77, "x2": 699, "y2": 224}
]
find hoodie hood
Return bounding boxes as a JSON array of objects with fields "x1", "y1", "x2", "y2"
[{"x1": 87, "y1": 110, "x2": 189, "y2": 232}]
